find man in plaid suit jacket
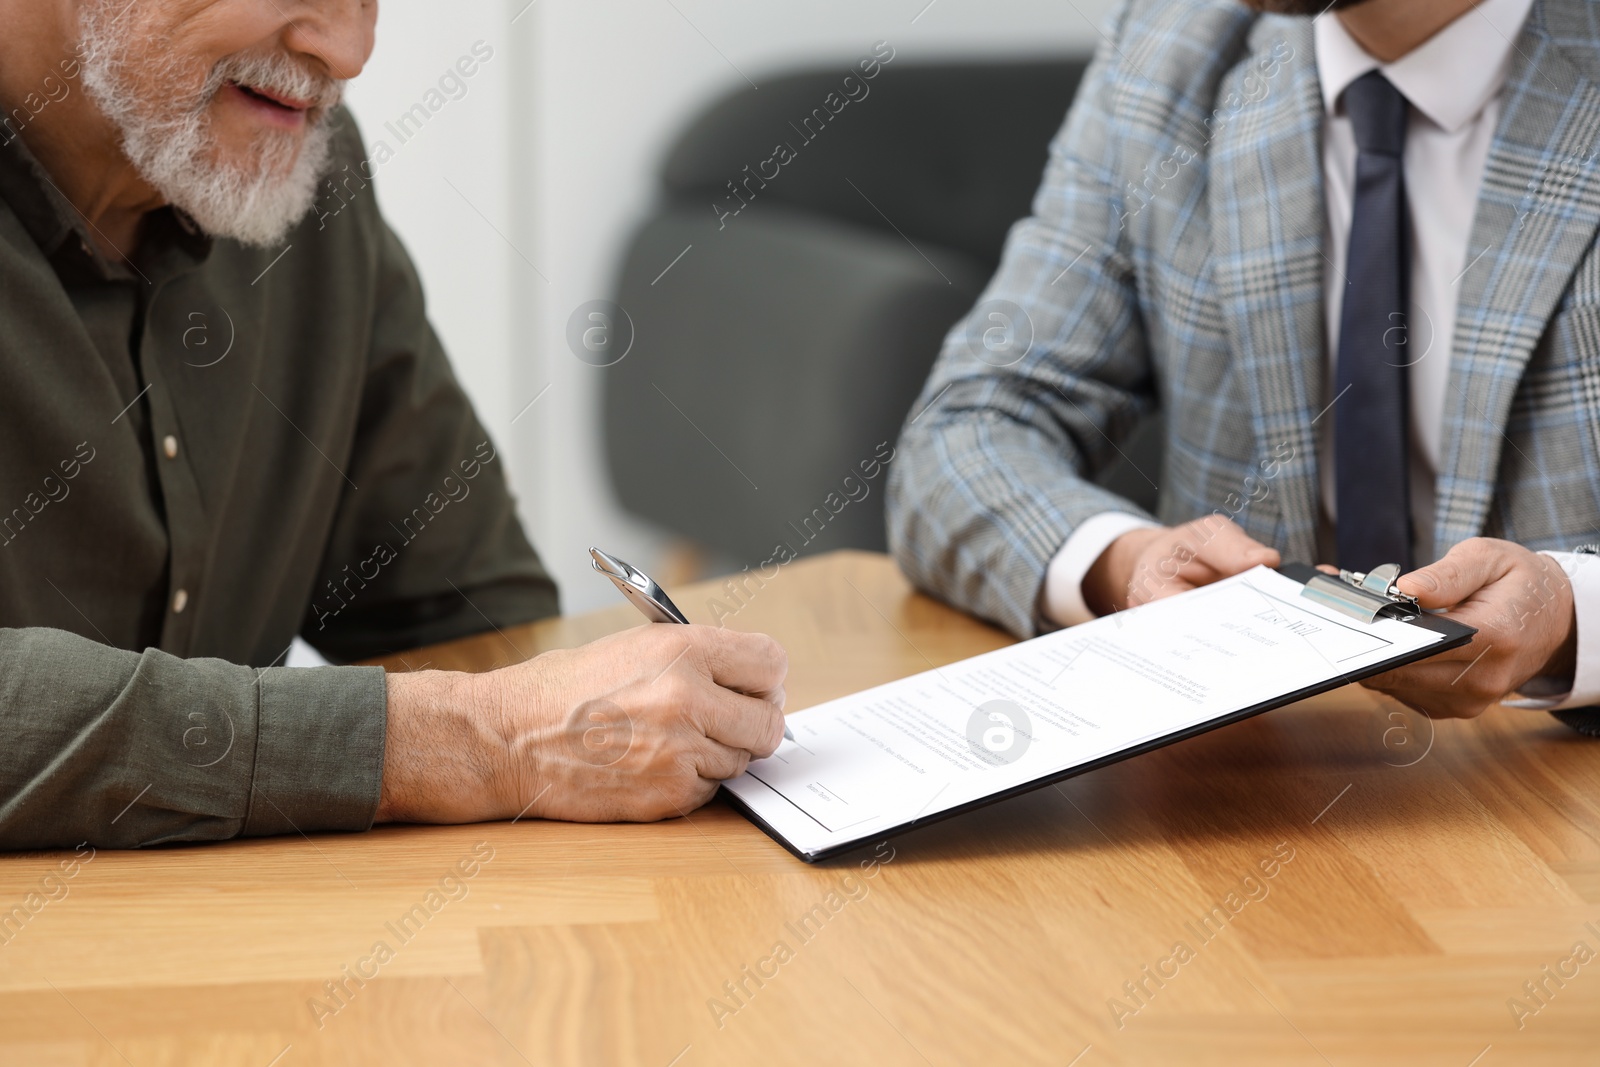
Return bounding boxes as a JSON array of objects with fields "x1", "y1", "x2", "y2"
[{"x1": 888, "y1": 0, "x2": 1600, "y2": 723}]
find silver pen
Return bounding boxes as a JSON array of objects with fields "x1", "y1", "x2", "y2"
[{"x1": 589, "y1": 547, "x2": 793, "y2": 741}]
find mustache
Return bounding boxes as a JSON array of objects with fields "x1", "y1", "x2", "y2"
[{"x1": 201, "y1": 51, "x2": 344, "y2": 115}]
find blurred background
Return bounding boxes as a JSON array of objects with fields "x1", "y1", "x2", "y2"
[{"x1": 341, "y1": 0, "x2": 1118, "y2": 615}]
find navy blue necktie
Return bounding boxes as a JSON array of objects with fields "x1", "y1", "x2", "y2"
[{"x1": 1334, "y1": 70, "x2": 1413, "y2": 572}]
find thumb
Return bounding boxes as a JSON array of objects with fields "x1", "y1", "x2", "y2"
[{"x1": 1394, "y1": 543, "x2": 1500, "y2": 611}]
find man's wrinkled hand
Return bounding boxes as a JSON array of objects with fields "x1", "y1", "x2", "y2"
[
  {"x1": 1359, "y1": 538, "x2": 1576, "y2": 718},
  {"x1": 376, "y1": 624, "x2": 789, "y2": 826}
]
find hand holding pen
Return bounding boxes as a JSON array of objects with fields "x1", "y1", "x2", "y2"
[{"x1": 591, "y1": 547, "x2": 794, "y2": 741}]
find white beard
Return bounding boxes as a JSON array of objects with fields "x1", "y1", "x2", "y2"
[{"x1": 77, "y1": 6, "x2": 342, "y2": 248}]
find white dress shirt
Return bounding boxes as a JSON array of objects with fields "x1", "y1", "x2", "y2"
[{"x1": 1041, "y1": 0, "x2": 1600, "y2": 708}]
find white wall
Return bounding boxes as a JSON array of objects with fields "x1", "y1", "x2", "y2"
[
  {"x1": 343, "y1": 5, "x2": 521, "y2": 429},
  {"x1": 345, "y1": 0, "x2": 1114, "y2": 616}
]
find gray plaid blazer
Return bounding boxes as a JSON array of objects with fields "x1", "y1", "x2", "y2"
[{"x1": 887, "y1": 0, "x2": 1600, "y2": 639}]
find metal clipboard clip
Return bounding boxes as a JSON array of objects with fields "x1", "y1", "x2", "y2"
[{"x1": 1300, "y1": 562, "x2": 1422, "y2": 623}]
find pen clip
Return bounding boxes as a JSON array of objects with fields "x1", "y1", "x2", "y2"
[{"x1": 589, "y1": 547, "x2": 690, "y2": 624}]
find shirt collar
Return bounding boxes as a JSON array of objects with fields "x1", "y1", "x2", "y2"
[
  {"x1": 0, "y1": 130, "x2": 80, "y2": 259},
  {"x1": 1314, "y1": 0, "x2": 1536, "y2": 134},
  {"x1": 0, "y1": 128, "x2": 211, "y2": 281}
]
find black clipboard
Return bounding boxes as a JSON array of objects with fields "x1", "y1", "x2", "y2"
[{"x1": 721, "y1": 563, "x2": 1477, "y2": 864}]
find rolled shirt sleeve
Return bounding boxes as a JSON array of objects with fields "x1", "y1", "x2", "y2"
[{"x1": 0, "y1": 626, "x2": 385, "y2": 850}]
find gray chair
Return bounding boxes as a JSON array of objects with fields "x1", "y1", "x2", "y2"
[{"x1": 601, "y1": 56, "x2": 1161, "y2": 566}]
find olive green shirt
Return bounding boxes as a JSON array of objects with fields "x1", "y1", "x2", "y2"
[{"x1": 0, "y1": 111, "x2": 559, "y2": 850}]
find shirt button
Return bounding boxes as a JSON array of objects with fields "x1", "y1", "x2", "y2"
[
  {"x1": 172, "y1": 589, "x2": 189, "y2": 614},
  {"x1": 162, "y1": 434, "x2": 179, "y2": 459}
]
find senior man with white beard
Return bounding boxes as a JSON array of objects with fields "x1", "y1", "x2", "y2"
[{"x1": 0, "y1": 0, "x2": 788, "y2": 850}]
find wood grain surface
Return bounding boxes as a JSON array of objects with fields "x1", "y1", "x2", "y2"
[{"x1": 1, "y1": 551, "x2": 1597, "y2": 1066}]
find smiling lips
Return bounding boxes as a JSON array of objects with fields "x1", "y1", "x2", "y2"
[{"x1": 224, "y1": 81, "x2": 314, "y2": 128}]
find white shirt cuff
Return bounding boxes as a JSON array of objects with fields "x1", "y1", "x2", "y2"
[
  {"x1": 1041, "y1": 512, "x2": 1163, "y2": 628},
  {"x1": 1507, "y1": 551, "x2": 1600, "y2": 710}
]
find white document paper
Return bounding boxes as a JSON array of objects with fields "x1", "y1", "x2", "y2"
[{"x1": 724, "y1": 566, "x2": 1447, "y2": 859}]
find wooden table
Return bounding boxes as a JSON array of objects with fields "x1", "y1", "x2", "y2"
[{"x1": 1, "y1": 551, "x2": 1597, "y2": 1066}]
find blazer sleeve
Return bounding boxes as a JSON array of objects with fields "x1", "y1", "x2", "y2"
[{"x1": 886, "y1": 0, "x2": 1159, "y2": 639}]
